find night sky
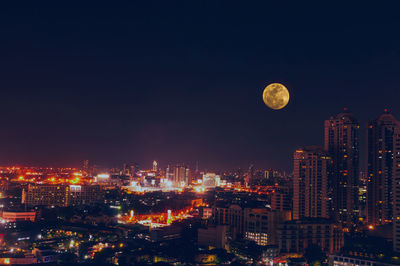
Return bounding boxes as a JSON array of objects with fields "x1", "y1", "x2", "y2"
[{"x1": 1, "y1": 2, "x2": 400, "y2": 171}]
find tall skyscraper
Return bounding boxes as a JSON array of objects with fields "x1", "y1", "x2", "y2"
[
  {"x1": 293, "y1": 146, "x2": 332, "y2": 220},
  {"x1": 153, "y1": 160, "x2": 158, "y2": 171},
  {"x1": 324, "y1": 110, "x2": 360, "y2": 224},
  {"x1": 392, "y1": 125, "x2": 400, "y2": 251},
  {"x1": 367, "y1": 110, "x2": 400, "y2": 225},
  {"x1": 393, "y1": 123, "x2": 400, "y2": 252}
]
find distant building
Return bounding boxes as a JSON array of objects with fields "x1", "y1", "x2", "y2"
[
  {"x1": 392, "y1": 122, "x2": 400, "y2": 252},
  {"x1": 367, "y1": 110, "x2": 400, "y2": 226},
  {"x1": 22, "y1": 184, "x2": 104, "y2": 207},
  {"x1": 198, "y1": 225, "x2": 228, "y2": 249},
  {"x1": 329, "y1": 254, "x2": 397, "y2": 266},
  {"x1": 32, "y1": 247, "x2": 58, "y2": 264},
  {"x1": 1, "y1": 211, "x2": 36, "y2": 222},
  {"x1": 153, "y1": 160, "x2": 158, "y2": 171},
  {"x1": 147, "y1": 225, "x2": 182, "y2": 242},
  {"x1": 82, "y1": 160, "x2": 89, "y2": 175},
  {"x1": 324, "y1": 110, "x2": 360, "y2": 224},
  {"x1": 201, "y1": 207, "x2": 213, "y2": 219},
  {"x1": 293, "y1": 146, "x2": 332, "y2": 220},
  {"x1": 0, "y1": 254, "x2": 38, "y2": 265},
  {"x1": 278, "y1": 218, "x2": 343, "y2": 254},
  {"x1": 166, "y1": 164, "x2": 190, "y2": 186},
  {"x1": 202, "y1": 173, "x2": 220, "y2": 189}
]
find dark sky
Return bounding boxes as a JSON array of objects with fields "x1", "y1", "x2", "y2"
[{"x1": 1, "y1": 2, "x2": 400, "y2": 171}]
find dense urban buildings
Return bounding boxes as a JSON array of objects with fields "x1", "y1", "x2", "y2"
[{"x1": 0, "y1": 111, "x2": 400, "y2": 265}]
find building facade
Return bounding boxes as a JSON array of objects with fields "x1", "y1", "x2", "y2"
[
  {"x1": 293, "y1": 147, "x2": 332, "y2": 220},
  {"x1": 198, "y1": 225, "x2": 228, "y2": 249}
]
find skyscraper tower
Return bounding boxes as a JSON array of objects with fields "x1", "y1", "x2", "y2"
[
  {"x1": 324, "y1": 110, "x2": 360, "y2": 224},
  {"x1": 367, "y1": 110, "x2": 400, "y2": 225},
  {"x1": 293, "y1": 146, "x2": 332, "y2": 220},
  {"x1": 153, "y1": 160, "x2": 158, "y2": 171},
  {"x1": 82, "y1": 160, "x2": 89, "y2": 175},
  {"x1": 392, "y1": 125, "x2": 400, "y2": 251}
]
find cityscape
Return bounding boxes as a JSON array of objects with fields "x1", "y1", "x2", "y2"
[
  {"x1": 1, "y1": 110, "x2": 400, "y2": 265},
  {"x1": 2, "y1": 2, "x2": 400, "y2": 266}
]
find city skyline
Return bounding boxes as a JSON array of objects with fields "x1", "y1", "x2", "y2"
[{"x1": 1, "y1": 3, "x2": 400, "y2": 170}]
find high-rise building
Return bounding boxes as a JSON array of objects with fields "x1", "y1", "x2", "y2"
[
  {"x1": 202, "y1": 173, "x2": 220, "y2": 189},
  {"x1": 392, "y1": 125, "x2": 400, "y2": 251},
  {"x1": 367, "y1": 110, "x2": 400, "y2": 225},
  {"x1": 324, "y1": 110, "x2": 360, "y2": 224},
  {"x1": 82, "y1": 160, "x2": 89, "y2": 175},
  {"x1": 293, "y1": 146, "x2": 332, "y2": 220},
  {"x1": 153, "y1": 160, "x2": 158, "y2": 172}
]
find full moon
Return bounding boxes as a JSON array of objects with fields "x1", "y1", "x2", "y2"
[{"x1": 262, "y1": 83, "x2": 290, "y2": 110}]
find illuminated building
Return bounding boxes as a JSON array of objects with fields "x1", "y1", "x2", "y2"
[
  {"x1": 245, "y1": 164, "x2": 255, "y2": 187},
  {"x1": 367, "y1": 110, "x2": 400, "y2": 225},
  {"x1": 293, "y1": 146, "x2": 332, "y2": 220},
  {"x1": 153, "y1": 160, "x2": 158, "y2": 171},
  {"x1": 201, "y1": 207, "x2": 213, "y2": 219},
  {"x1": 122, "y1": 163, "x2": 137, "y2": 177},
  {"x1": 0, "y1": 255, "x2": 38, "y2": 265},
  {"x1": 212, "y1": 204, "x2": 291, "y2": 245},
  {"x1": 167, "y1": 164, "x2": 190, "y2": 186},
  {"x1": 33, "y1": 247, "x2": 58, "y2": 263},
  {"x1": 1, "y1": 211, "x2": 36, "y2": 222},
  {"x1": 278, "y1": 218, "x2": 343, "y2": 254},
  {"x1": 69, "y1": 184, "x2": 105, "y2": 205},
  {"x1": 198, "y1": 225, "x2": 228, "y2": 249},
  {"x1": 22, "y1": 184, "x2": 70, "y2": 207},
  {"x1": 82, "y1": 160, "x2": 89, "y2": 175},
  {"x1": 324, "y1": 110, "x2": 360, "y2": 224},
  {"x1": 22, "y1": 184, "x2": 104, "y2": 206},
  {"x1": 202, "y1": 173, "x2": 220, "y2": 189}
]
